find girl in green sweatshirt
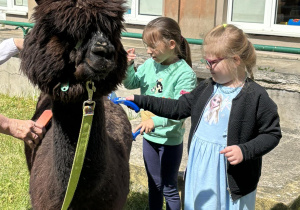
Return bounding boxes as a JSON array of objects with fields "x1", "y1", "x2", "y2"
[{"x1": 123, "y1": 17, "x2": 196, "y2": 210}]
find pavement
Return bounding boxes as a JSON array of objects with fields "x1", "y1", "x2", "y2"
[{"x1": 1, "y1": 26, "x2": 300, "y2": 209}]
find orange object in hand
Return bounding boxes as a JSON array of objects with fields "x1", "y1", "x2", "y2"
[{"x1": 35, "y1": 110, "x2": 53, "y2": 127}]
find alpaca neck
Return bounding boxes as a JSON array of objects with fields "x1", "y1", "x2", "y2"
[{"x1": 51, "y1": 98, "x2": 107, "y2": 187}]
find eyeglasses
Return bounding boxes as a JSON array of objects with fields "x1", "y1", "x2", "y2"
[{"x1": 205, "y1": 58, "x2": 225, "y2": 69}]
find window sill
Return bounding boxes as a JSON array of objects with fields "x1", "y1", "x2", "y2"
[
  {"x1": 125, "y1": 15, "x2": 161, "y2": 26},
  {"x1": 230, "y1": 23, "x2": 300, "y2": 38},
  {"x1": 245, "y1": 29, "x2": 300, "y2": 38},
  {"x1": 4, "y1": 10, "x2": 27, "y2": 16},
  {"x1": 125, "y1": 20, "x2": 148, "y2": 25}
]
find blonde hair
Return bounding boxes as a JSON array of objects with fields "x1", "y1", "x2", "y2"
[
  {"x1": 142, "y1": 17, "x2": 192, "y2": 67},
  {"x1": 203, "y1": 24, "x2": 256, "y2": 80}
]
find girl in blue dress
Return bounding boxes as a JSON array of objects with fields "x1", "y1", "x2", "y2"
[{"x1": 126, "y1": 24, "x2": 281, "y2": 210}]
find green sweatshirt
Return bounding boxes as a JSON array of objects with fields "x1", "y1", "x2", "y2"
[{"x1": 123, "y1": 58, "x2": 197, "y2": 145}]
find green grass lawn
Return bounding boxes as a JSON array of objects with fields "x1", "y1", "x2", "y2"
[
  {"x1": 0, "y1": 94, "x2": 151, "y2": 210},
  {"x1": 0, "y1": 94, "x2": 35, "y2": 209}
]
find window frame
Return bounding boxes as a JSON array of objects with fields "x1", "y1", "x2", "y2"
[
  {"x1": 0, "y1": 0, "x2": 28, "y2": 16},
  {"x1": 227, "y1": 0, "x2": 300, "y2": 37},
  {"x1": 124, "y1": 0, "x2": 162, "y2": 25}
]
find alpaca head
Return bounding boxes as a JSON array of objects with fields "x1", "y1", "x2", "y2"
[{"x1": 21, "y1": 0, "x2": 128, "y2": 102}]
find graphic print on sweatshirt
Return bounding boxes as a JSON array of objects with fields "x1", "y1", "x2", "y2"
[{"x1": 150, "y1": 78, "x2": 163, "y2": 94}]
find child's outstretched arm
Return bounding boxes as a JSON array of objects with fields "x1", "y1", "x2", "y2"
[{"x1": 126, "y1": 92, "x2": 194, "y2": 120}]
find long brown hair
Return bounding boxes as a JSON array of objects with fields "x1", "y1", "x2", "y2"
[{"x1": 142, "y1": 17, "x2": 192, "y2": 67}]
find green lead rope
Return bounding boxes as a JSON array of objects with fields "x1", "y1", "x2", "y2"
[{"x1": 61, "y1": 81, "x2": 96, "y2": 210}]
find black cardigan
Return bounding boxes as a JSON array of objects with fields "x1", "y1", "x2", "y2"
[{"x1": 134, "y1": 78, "x2": 281, "y2": 201}]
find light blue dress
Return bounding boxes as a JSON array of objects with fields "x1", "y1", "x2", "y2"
[{"x1": 184, "y1": 84, "x2": 256, "y2": 210}]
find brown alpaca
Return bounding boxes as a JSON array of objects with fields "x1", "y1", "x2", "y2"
[{"x1": 20, "y1": 0, "x2": 132, "y2": 209}]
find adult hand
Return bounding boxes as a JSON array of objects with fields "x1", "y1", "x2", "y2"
[
  {"x1": 133, "y1": 119, "x2": 155, "y2": 134},
  {"x1": 8, "y1": 118, "x2": 45, "y2": 149},
  {"x1": 125, "y1": 95, "x2": 134, "y2": 101},
  {"x1": 127, "y1": 48, "x2": 136, "y2": 66},
  {"x1": 220, "y1": 145, "x2": 243, "y2": 165}
]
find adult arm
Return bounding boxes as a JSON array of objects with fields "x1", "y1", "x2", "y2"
[
  {"x1": 0, "y1": 114, "x2": 44, "y2": 149},
  {"x1": 0, "y1": 38, "x2": 24, "y2": 65}
]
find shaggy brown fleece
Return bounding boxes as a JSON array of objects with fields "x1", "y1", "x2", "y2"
[
  {"x1": 20, "y1": 0, "x2": 132, "y2": 209},
  {"x1": 21, "y1": 0, "x2": 128, "y2": 102}
]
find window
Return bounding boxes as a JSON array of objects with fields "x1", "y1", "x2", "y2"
[
  {"x1": 227, "y1": 0, "x2": 300, "y2": 37},
  {"x1": 125, "y1": 0, "x2": 163, "y2": 25},
  {"x1": 0, "y1": 0, "x2": 28, "y2": 16},
  {"x1": 276, "y1": 0, "x2": 300, "y2": 23}
]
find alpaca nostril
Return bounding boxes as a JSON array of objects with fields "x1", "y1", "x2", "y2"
[
  {"x1": 96, "y1": 41, "x2": 108, "y2": 46},
  {"x1": 89, "y1": 32, "x2": 115, "y2": 60},
  {"x1": 91, "y1": 39, "x2": 115, "y2": 60},
  {"x1": 92, "y1": 40, "x2": 110, "y2": 54},
  {"x1": 92, "y1": 45, "x2": 108, "y2": 53}
]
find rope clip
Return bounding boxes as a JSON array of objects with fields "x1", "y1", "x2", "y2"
[{"x1": 86, "y1": 81, "x2": 96, "y2": 101}]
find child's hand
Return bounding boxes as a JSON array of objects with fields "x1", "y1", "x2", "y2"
[
  {"x1": 125, "y1": 95, "x2": 134, "y2": 101},
  {"x1": 127, "y1": 48, "x2": 136, "y2": 66},
  {"x1": 220, "y1": 145, "x2": 243, "y2": 165},
  {"x1": 133, "y1": 119, "x2": 155, "y2": 134}
]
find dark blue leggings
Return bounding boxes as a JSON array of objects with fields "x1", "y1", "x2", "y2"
[{"x1": 143, "y1": 138, "x2": 183, "y2": 210}]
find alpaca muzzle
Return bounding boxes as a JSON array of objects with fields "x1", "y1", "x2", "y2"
[
  {"x1": 85, "y1": 32, "x2": 115, "y2": 74},
  {"x1": 74, "y1": 32, "x2": 116, "y2": 81}
]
